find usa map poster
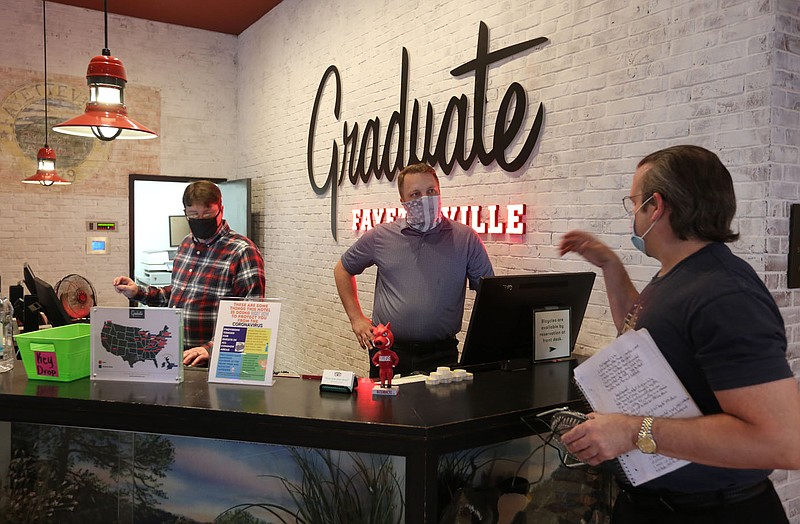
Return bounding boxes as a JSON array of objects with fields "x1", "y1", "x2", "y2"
[
  {"x1": 90, "y1": 307, "x2": 184, "y2": 383},
  {"x1": 208, "y1": 299, "x2": 281, "y2": 386}
]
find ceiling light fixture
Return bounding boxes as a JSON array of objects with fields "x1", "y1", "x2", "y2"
[
  {"x1": 52, "y1": 0, "x2": 157, "y2": 141},
  {"x1": 23, "y1": 0, "x2": 70, "y2": 187}
]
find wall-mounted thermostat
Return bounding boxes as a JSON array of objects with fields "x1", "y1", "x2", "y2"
[
  {"x1": 87, "y1": 221, "x2": 117, "y2": 231},
  {"x1": 87, "y1": 237, "x2": 109, "y2": 255}
]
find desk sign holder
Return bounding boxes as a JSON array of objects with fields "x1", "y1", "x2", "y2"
[
  {"x1": 90, "y1": 307, "x2": 184, "y2": 383},
  {"x1": 208, "y1": 299, "x2": 281, "y2": 386},
  {"x1": 533, "y1": 307, "x2": 571, "y2": 361},
  {"x1": 320, "y1": 370, "x2": 358, "y2": 393}
]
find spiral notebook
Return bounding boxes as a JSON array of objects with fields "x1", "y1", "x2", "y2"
[{"x1": 573, "y1": 328, "x2": 702, "y2": 486}]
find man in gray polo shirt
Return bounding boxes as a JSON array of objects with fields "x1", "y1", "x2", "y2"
[{"x1": 334, "y1": 163, "x2": 494, "y2": 378}]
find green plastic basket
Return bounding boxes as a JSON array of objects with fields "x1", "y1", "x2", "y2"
[{"x1": 16, "y1": 324, "x2": 91, "y2": 382}]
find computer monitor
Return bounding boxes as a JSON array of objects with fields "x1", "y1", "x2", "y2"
[
  {"x1": 22, "y1": 263, "x2": 72, "y2": 328},
  {"x1": 459, "y1": 272, "x2": 596, "y2": 368},
  {"x1": 23, "y1": 262, "x2": 36, "y2": 299},
  {"x1": 168, "y1": 215, "x2": 191, "y2": 247}
]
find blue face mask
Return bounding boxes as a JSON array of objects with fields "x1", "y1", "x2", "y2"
[{"x1": 630, "y1": 195, "x2": 658, "y2": 254}]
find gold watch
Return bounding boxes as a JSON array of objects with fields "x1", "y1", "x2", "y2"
[{"x1": 636, "y1": 416, "x2": 657, "y2": 454}]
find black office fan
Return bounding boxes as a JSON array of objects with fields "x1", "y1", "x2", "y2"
[{"x1": 54, "y1": 274, "x2": 97, "y2": 319}]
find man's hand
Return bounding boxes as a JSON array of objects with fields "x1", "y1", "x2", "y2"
[
  {"x1": 559, "y1": 230, "x2": 639, "y2": 332},
  {"x1": 112, "y1": 276, "x2": 138, "y2": 300},
  {"x1": 560, "y1": 413, "x2": 640, "y2": 466},
  {"x1": 559, "y1": 230, "x2": 617, "y2": 269},
  {"x1": 351, "y1": 316, "x2": 374, "y2": 350},
  {"x1": 183, "y1": 346, "x2": 209, "y2": 367}
]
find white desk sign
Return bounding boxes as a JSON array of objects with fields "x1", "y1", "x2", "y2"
[
  {"x1": 90, "y1": 307, "x2": 184, "y2": 383},
  {"x1": 533, "y1": 307, "x2": 571, "y2": 361},
  {"x1": 320, "y1": 369, "x2": 358, "y2": 393},
  {"x1": 208, "y1": 299, "x2": 281, "y2": 386}
]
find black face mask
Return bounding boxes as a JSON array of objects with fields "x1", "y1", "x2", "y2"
[{"x1": 187, "y1": 214, "x2": 220, "y2": 240}]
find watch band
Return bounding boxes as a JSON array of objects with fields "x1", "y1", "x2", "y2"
[{"x1": 636, "y1": 416, "x2": 657, "y2": 454}]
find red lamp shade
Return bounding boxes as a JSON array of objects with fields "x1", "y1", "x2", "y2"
[
  {"x1": 53, "y1": 53, "x2": 157, "y2": 141},
  {"x1": 22, "y1": 146, "x2": 71, "y2": 186}
]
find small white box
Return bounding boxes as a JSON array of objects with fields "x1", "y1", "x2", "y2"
[{"x1": 143, "y1": 269, "x2": 172, "y2": 285}]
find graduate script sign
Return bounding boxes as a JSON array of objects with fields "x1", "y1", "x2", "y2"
[{"x1": 307, "y1": 21, "x2": 548, "y2": 240}]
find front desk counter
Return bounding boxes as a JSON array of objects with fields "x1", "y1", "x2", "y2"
[{"x1": 0, "y1": 360, "x2": 610, "y2": 522}]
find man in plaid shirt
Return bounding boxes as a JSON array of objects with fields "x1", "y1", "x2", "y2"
[{"x1": 113, "y1": 180, "x2": 265, "y2": 367}]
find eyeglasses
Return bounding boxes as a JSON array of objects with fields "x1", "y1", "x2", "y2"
[
  {"x1": 622, "y1": 194, "x2": 649, "y2": 215},
  {"x1": 184, "y1": 208, "x2": 221, "y2": 220}
]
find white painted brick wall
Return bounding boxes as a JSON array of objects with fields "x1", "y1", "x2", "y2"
[
  {"x1": 0, "y1": 0, "x2": 797, "y2": 517},
  {"x1": 0, "y1": 0, "x2": 236, "y2": 308},
  {"x1": 237, "y1": 0, "x2": 800, "y2": 516},
  {"x1": 233, "y1": 0, "x2": 790, "y2": 370},
  {"x1": 772, "y1": 0, "x2": 800, "y2": 516}
]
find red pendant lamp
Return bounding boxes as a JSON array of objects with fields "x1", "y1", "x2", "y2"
[
  {"x1": 52, "y1": 0, "x2": 157, "y2": 141},
  {"x1": 23, "y1": 0, "x2": 70, "y2": 186}
]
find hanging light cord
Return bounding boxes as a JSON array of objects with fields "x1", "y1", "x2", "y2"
[
  {"x1": 102, "y1": 0, "x2": 110, "y2": 56},
  {"x1": 42, "y1": 0, "x2": 49, "y2": 148}
]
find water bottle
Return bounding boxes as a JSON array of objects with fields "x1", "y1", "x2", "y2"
[{"x1": 0, "y1": 296, "x2": 15, "y2": 373}]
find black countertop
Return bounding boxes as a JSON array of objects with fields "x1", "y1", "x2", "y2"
[{"x1": 0, "y1": 360, "x2": 583, "y2": 457}]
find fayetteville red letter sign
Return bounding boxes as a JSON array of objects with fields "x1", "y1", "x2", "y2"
[{"x1": 351, "y1": 204, "x2": 526, "y2": 236}]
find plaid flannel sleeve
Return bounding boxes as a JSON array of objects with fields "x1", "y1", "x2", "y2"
[
  {"x1": 231, "y1": 245, "x2": 265, "y2": 299},
  {"x1": 136, "y1": 284, "x2": 172, "y2": 307}
]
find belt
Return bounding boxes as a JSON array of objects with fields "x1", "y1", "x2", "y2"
[
  {"x1": 392, "y1": 337, "x2": 456, "y2": 352},
  {"x1": 619, "y1": 479, "x2": 770, "y2": 512}
]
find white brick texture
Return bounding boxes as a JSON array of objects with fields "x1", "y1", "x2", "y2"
[
  {"x1": 236, "y1": 0, "x2": 800, "y2": 516},
  {"x1": 0, "y1": 0, "x2": 798, "y2": 518}
]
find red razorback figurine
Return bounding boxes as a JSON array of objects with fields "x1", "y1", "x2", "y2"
[{"x1": 371, "y1": 322, "x2": 399, "y2": 388}]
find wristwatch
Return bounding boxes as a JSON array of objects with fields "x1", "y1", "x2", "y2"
[{"x1": 636, "y1": 416, "x2": 657, "y2": 454}]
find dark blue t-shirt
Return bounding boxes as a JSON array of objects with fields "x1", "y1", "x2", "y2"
[{"x1": 625, "y1": 242, "x2": 791, "y2": 492}]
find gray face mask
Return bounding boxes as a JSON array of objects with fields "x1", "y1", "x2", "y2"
[
  {"x1": 630, "y1": 195, "x2": 658, "y2": 254},
  {"x1": 402, "y1": 194, "x2": 443, "y2": 232}
]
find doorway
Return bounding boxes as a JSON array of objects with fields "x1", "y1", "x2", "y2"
[{"x1": 128, "y1": 174, "x2": 252, "y2": 284}]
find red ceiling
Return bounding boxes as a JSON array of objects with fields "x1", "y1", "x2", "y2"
[{"x1": 47, "y1": 0, "x2": 282, "y2": 35}]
